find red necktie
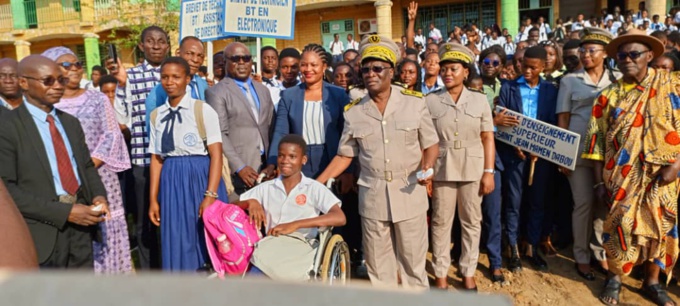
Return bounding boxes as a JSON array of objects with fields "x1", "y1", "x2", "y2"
[{"x1": 46, "y1": 115, "x2": 79, "y2": 195}]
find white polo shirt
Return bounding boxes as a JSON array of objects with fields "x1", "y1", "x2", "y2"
[
  {"x1": 148, "y1": 93, "x2": 222, "y2": 158},
  {"x1": 240, "y1": 174, "x2": 341, "y2": 239}
]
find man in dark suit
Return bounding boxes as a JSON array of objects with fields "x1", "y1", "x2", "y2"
[
  {"x1": 205, "y1": 42, "x2": 275, "y2": 198},
  {"x1": 497, "y1": 46, "x2": 558, "y2": 273},
  {"x1": 0, "y1": 55, "x2": 109, "y2": 268}
]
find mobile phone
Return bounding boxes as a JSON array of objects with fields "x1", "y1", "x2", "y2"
[{"x1": 107, "y1": 44, "x2": 118, "y2": 65}]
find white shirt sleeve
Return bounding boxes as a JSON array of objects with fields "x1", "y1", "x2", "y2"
[
  {"x1": 202, "y1": 103, "x2": 223, "y2": 146},
  {"x1": 113, "y1": 85, "x2": 132, "y2": 127},
  {"x1": 311, "y1": 182, "x2": 341, "y2": 214},
  {"x1": 148, "y1": 109, "x2": 158, "y2": 155},
  {"x1": 240, "y1": 183, "x2": 266, "y2": 203}
]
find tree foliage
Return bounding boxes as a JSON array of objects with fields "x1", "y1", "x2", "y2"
[{"x1": 107, "y1": 0, "x2": 180, "y2": 51}]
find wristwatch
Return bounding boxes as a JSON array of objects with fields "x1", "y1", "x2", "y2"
[{"x1": 483, "y1": 169, "x2": 495, "y2": 174}]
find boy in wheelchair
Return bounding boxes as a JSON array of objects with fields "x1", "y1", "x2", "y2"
[{"x1": 234, "y1": 135, "x2": 346, "y2": 279}]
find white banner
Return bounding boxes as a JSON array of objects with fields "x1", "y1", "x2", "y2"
[
  {"x1": 222, "y1": 0, "x2": 296, "y2": 39},
  {"x1": 180, "y1": 0, "x2": 226, "y2": 41},
  {"x1": 495, "y1": 106, "x2": 581, "y2": 170}
]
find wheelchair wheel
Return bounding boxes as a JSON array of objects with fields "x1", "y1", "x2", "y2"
[{"x1": 319, "y1": 234, "x2": 351, "y2": 284}]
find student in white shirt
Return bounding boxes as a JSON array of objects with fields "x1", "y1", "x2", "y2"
[
  {"x1": 650, "y1": 15, "x2": 666, "y2": 31},
  {"x1": 503, "y1": 35, "x2": 516, "y2": 55},
  {"x1": 414, "y1": 28, "x2": 426, "y2": 47},
  {"x1": 537, "y1": 16, "x2": 551, "y2": 41},
  {"x1": 346, "y1": 33, "x2": 359, "y2": 50},
  {"x1": 328, "y1": 33, "x2": 344, "y2": 64},
  {"x1": 572, "y1": 14, "x2": 585, "y2": 31},
  {"x1": 429, "y1": 23, "x2": 443, "y2": 43},
  {"x1": 148, "y1": 57, "x2": 228, "y2": 272},
  {"x1": 634, "y1": 10, "x2": 650, "y2": 26},
  {"x1": 234, "y1": 135, "x2": 346, "y2": 276}
]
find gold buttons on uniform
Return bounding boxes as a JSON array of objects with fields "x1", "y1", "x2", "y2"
[
  {"x1": 455, "y1": 119, "x2": 459, "y2": 122},
  {"x1": 382, "y1": 120, "x2": 387, "y2": 125},
  {"x1": 454, "y1": 132, "x2": 459, "y2": 136},
  {"x1": 384, "y1": 139, "x2": 389, "y2": 144},
  {"x1": 386, "y1": 159, "x2": 390, "y2": 163}
]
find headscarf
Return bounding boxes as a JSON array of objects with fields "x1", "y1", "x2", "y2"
[{"x1": 41, "y1": 47, "x2": 77, "y2": 61}]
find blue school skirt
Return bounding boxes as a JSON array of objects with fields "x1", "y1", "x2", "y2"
[{"x1": 159, "y1": 155, "x2": 228, "y2": 272}]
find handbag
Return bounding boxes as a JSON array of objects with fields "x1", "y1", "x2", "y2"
[{"x1": 250, "y1": 232, "x2": 318, "y2": 281}]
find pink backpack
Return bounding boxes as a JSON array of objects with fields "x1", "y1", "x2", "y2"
[{"x1": 203, "y1": 200, "x2": 260, "y2": 277}]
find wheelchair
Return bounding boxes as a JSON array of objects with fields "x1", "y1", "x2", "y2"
[{"x1": 310, "y1": 227, "x2": 351, "y2": 285}]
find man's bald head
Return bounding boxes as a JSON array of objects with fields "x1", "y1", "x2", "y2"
[
  {"x1": 0, "y1": 58, "x2": 18, "y2": 69},
  {"x1": 18, "y1": 55, "x2": 59, "y2": 77},
  {"x1": 224, "y1": 42, "x2": 252, "y2": 81},
  {"x1": 18, "y1": 55, "x2": 65, "y2": 108},
  {"x1": 0, "y1": 58, "x2": 21, "y2": 101},
  {"x1": 224, "y1": 42, "x2": 249, "y2": 57}
]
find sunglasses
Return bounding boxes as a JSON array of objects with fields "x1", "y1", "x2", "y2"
[
  {"x1": 578, "y1": 47, "x2": 605, "y2": 55},
  {"x1": 360, "y1": 66, "x2": 392, "y2": 74},
  {"x1": 228, "y1": 55, "x2": 252, "y2": 63},
  {"x1": 616, "y1": 50, "x2": 649, "y2": 61},
  {"x1": 22, "y1": 75, "x2": 69, "y2": 86},
  {"x1": 58, "y1": 61, "x2": 83, "y2": 70},
  {"x1": 483, "y1": 58, "x2": 501, "y2": 67}
]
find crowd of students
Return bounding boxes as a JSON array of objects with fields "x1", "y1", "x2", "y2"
[{"x1": 2, "y1": 1, "x2": 680, "y2": 304}]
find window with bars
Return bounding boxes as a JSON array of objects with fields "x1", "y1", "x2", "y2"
[
  {"x1": 404, "y1": 1, "x2": 497, "y2": 35},
  {"x1": 322, "y1": 22, "x2": 330, "y2": 34},
  {"x1": 344, "y1": 20, "x2": 353, "y2": 32},
  {"x1": 519, "y1": 0, "x2": 530, "y2": 10}
]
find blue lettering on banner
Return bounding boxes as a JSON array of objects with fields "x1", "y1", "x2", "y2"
[
  {"x1": 495, "y1": 106, "x2": 580, "y2": 170},
  {"x1": 236, "y1": 17, "x2": 278, "y2": 33},
  {"x1": 181, "y1": 0, "x2": 225, "y2": 41}
]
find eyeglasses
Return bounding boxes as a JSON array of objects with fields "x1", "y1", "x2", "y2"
[
  {"x1": 616, "y1": 50, "x2": 649, "y2": 61},
  {"x1": 22, "y1": 75, "x2": 69, "y2": 86},
  {"x1": 0, "y1": 73, "x2": 17, "y2": 80},
  {"x1": 57, "y1": 61, "x2": 83, "y2": 70},
  {"x1": 578, "y1": 47, "x2": 605, "y2": 55},
  {"x1": 483, "y1": 58, "x2": 501, "y2": 67},
  {"x1": 360, "y1": 66, "x2": 392, "y2": 74},
  {"x1": 227, "y1": 55, "x2": 252, "y2": 63}
]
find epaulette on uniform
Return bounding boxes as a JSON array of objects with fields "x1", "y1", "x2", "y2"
[
  {"x1": 345, "y1": 98, "x2": 361, "y2": 112},
  {"x1": 393, "y1": 81, "x2": 409, "y2": 89},
  {"x1": 468, "y1": 87, "x2": 485, "y2": 94},
  {"x1": 425, "y1": 87, "x2": 443, "y2": 96},
  {"x1": 401, "y1": 89, "x2": 424, "y2": 98},
  {"x1": 346, "y1": 85, "x2": 355, "y2": 94}
]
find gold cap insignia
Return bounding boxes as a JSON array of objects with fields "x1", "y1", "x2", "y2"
[{"x1": 368, "y1": 35, "x2": 381, "y2": 44}]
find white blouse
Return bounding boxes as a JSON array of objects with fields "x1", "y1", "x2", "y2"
[
  {"x1": 302, "y1": 100, "x2": 325, "y2": 145},
  {"x1": 148, "y1": 94, "x2": 222, "y2": 157}
]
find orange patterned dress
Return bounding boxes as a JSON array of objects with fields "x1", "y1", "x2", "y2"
[{"x1": 582, "y1": 68, "x2": 680, "y2": 277}]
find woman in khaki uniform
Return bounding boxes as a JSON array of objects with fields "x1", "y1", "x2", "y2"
[{"x1": 426, "y1": 44, "x2": 496, "y2": 290}]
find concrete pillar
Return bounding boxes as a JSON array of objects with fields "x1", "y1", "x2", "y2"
[
  {"x1": 10, "y1": 0, "x2": 27, "y2": 29},
  {"x1": 375, "y1": 0, "x2": 393, "y2": 39},
  {"x1": 14, "y1": 40, "x2": 30, "y2": 61},
  {"x1": 83, "y1": 33, "x2": 101, "y2": 78},
  {"x1": 647, "y1": 0, "x2": 667, "y2": 19},
  {"x1": 502, "y1": 0, "x2": 520, "y2": 36}
]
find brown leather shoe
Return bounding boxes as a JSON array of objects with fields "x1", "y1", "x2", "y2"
[{"x1": 540, "y1": 236, "x2": 558, "y2": 257}]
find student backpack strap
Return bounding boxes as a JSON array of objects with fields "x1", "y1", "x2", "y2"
[{"x1": 193, "y1": 99, "x2": 235, "y2": 195}]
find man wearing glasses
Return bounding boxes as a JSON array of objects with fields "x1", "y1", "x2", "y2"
[
  {"x1": 0, "y1": 58, "x2": 21, "y2": 114},
  {"x1": 317, "y1": 35, "x2": 439, "y2": 289},
  {"x1": 556, "y1": 28, "x2": 620, "y2": 283},
  {"x1": 205, "y1": 42, "x2": 274, "y2": 199},
  {"x1": 582, "y1": 29, "x2": 680, "y2": 306},
  {"x1": 0, "y1": 55, "x2": 109, "y2": 268}
]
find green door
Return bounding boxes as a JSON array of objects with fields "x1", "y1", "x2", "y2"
[{"x1": 321, "y1": 19, "x2": 355, "y2": 52}]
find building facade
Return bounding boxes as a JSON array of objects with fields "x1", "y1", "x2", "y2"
[{"x1": 0, "y1": 0, "x2": 667, "y2": 77}]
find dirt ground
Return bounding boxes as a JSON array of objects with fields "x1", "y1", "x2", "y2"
[{"x1": 434, "y1": 248, "x2": 680, "y2": 306}]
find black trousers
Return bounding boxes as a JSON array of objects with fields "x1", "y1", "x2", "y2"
[
  {"x1": 133, "y1": 165, "x2": 160, "y2": 269},
  {"x1": 41, "y1": 223, "x2": 93, "y2": 269}
]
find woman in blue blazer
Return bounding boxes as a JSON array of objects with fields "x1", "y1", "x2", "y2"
[{"x1": 263, "y1": 44, "x2": 350, "y2": 179}]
